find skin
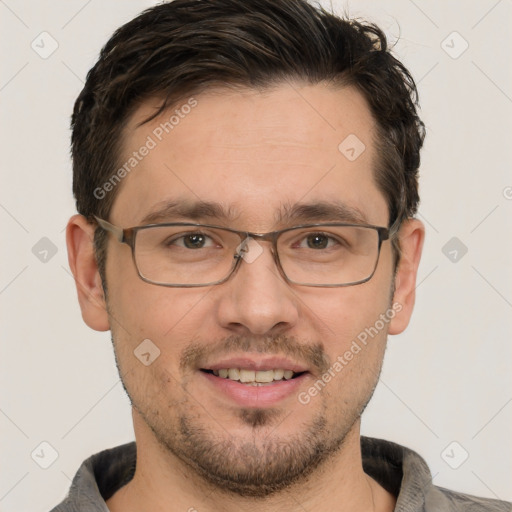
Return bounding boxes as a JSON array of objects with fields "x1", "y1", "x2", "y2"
[{"x1": 67, "y1": 82, "x2": 424, "y2": 511}]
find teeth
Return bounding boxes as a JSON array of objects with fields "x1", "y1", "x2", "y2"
[
  {"x1": 255, "y1": 370, "x2": 274, "y2": 383},
  {"x1": 228, "y1": 368, "x2": 240, "y2": 380},
  {"x1": 210, "y1": 368, "x2": 299, "y2": 383},
  {"x1": 273, "y1": 369, "x2": 284, "y2": 380},
  {"x1": 239, "y1": 369, "x2": 256, "y2": 383}
]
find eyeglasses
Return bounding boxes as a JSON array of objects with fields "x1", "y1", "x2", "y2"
[{"x1": 94, "y1": 216, "x2": 392, "y2": 288}]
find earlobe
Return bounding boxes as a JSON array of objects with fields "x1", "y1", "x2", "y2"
[
  {"x1": 66, "y1": 214, "x2": 110, "y2": 331},
  {"x1": 388, "y1": 218, "x2": 425, "y2": 335}
]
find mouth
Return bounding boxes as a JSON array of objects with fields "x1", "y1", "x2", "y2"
[
  {"x1": 198, "y1": 357, "x2": 310, "y2": 407},
  {"x1": 200, "y1": 368, "x2": 307, "y2": 386}
]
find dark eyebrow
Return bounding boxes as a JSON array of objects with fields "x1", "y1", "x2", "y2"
[
  {"x1": 140, "y1": 200, "x2": 239, "y2": 224},
  {"x1": 139, "y1": 199, "x2": 369, "y2": 226},
  {"x1": 276, "y1": 200, "x2": 369, "y2": 225}
]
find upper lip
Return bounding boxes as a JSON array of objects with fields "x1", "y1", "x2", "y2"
[{"x1": 201, "y1": 356, "x2": 309, "y2": 373}]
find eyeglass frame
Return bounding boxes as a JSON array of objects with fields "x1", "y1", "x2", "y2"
[{"x1": 93, "y1": 215, "x2": 395, "y2": 288}]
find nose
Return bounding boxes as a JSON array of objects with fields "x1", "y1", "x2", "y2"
[{"x1": 214, "y1": 238, "x2": 300, "y2": 336}]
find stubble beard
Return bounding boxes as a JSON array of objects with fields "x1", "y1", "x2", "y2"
[
  {"x1": 129, "y1": 378, "x2": 378, "y2": 498},
  {"x1": 109, "y1": 322, "x2": 385, "y2": 498}
]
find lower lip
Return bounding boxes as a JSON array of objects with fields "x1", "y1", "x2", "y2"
[{"x1": 200, "y1": 371, "x2": 308, "y2": 408}]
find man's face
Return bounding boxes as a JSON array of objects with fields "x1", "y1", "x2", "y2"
[{"x1": 100, "y1": 83, "x2": 400, "y2": 495}]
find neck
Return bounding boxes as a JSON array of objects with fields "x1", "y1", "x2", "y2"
[{"x1": 107, "y1": 415, "x2": 396, "y2": 512}]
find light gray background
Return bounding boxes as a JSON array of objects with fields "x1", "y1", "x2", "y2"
[{"x1": 1, "y1": 1, "x2": 511, "y2": 510}]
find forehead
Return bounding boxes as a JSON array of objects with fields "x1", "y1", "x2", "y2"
[{"x1": 110, "y1": 82, "x2": 388, "y2": 229}]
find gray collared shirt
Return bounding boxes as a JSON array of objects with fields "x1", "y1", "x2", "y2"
[{"x1": 50, "y1": 436, "x2": 511, "y2": 511}]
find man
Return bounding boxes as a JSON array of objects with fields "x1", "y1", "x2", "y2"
[{"x1": 53, "y1": 0, "x2": 510, "y2": 510}]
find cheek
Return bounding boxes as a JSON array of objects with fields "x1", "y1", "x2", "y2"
[
  {"x1": 300, "y1": 280, "x2": 393, "y2": 348},
  {"x1": 106, "y1": 276, "x2": 216, "y2": 397},
  {"x1": 107, "y1": 286, "x2": 195, "y2": 406},
  {"x1": 305, "y1": 290, "x2": 392, "y2": 409},
  {"x1": 297, "y1": 248, "x2": 394, "y2": 377},
  {"x1": 106, "y1": 245, "x2": 205, "y2": 342}
]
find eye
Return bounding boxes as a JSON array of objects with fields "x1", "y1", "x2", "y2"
[
  {"x1": 169, "y1": 232, "x2": 216, "y2": 249},
  {"x1": 295, "y1": 232, "x2": 340, "y2": 250}
]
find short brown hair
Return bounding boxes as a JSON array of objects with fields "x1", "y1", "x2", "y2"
[{"x1": 71, "y1": 0, "x2": 425, "y2": 283}]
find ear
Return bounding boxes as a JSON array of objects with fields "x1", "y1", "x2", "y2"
[
  {"x1": 66, "y1": 214, "x2": 110, "y2": 331},
  {"x1": 388, "y1": 218, "x2": 425, "y2": 335}
]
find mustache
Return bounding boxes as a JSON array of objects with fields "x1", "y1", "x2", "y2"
[{"x1": 180, "y1": 334, "x2": 330, "y2": 375}]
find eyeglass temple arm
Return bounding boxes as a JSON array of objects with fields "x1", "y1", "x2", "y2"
[
  {"x1": 388, "y1": 217, "x2": 403, "y2": 239},
  {"x1": 93, "y1": 216, "x2": 125, "y2": 242}
]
